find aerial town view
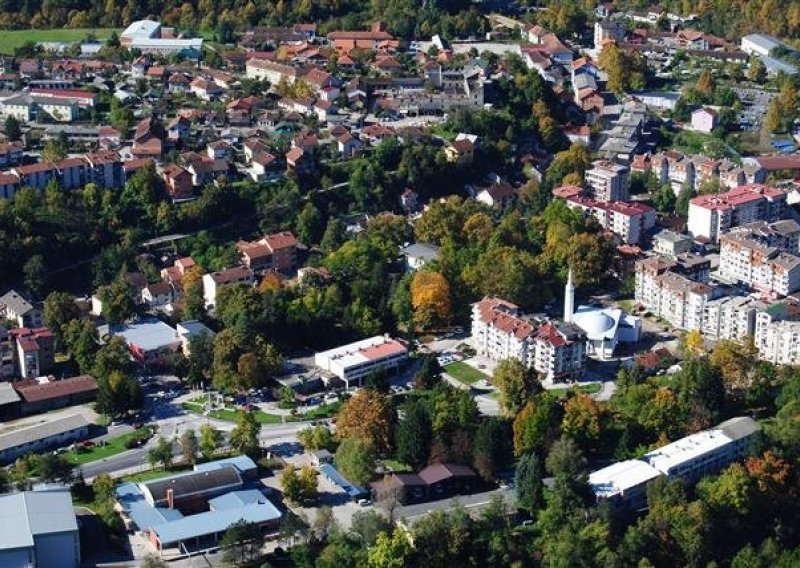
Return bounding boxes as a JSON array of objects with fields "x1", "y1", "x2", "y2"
[{"x1": 1, "y1": 0, "x2": 800, "y2": 566}]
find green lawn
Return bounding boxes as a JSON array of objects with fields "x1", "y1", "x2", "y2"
[
  {"x1": 548, "y1": 383, "x2": 603, "y2": 398},
  {"x1": 297, "y1": 401, "x2": 341, "y2": 420},
  {"x1": 182, "y1": 402, "x2": 284, "y2": 424},
  {"x1": 0, "y1": 28, "x2": 121, "y2": 54},
  {"x1": 121, "y1": 465, "x2": 192, "y2": 483},
  {"x1": 444, "y1": 361, "x2": 490, "y2": 385},
  {"x1": 381, "y1": 459, "x2": 412, "y2": 473},
  {"x1": 64, "y1": 427, "x2": 152, "y2": 465}
]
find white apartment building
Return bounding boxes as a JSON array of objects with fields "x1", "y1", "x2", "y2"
[
  {"x1": 652, "y1": 151, "x2": 695, "y2": 194},
  {"x1": 245, "y1": 59, "x2": 299, "y2": 85},
  {"x1": 687, "y1": 184, "x2": 787, "y2": 242},
  {"x1": 652, "y1": 229, "x2": 692, "y2": 257},
  {"x1": 635, "y1": 258, "x2": 717, "y2": 331},
  {"x1": 314, "y1": 335, "x2": 408, "y2": 387},
  {"x1": 719, "y1": 232, "x2": 800, "y2": 296},
  {"x1": 471, "y1": 297, "x2": 586, "y2": 383},
  {"x1": 758, "y1": 320, "x2": 800, "y2": 365},
  {"x1": 594, "y1": 20, "x2": 626, "y2": 50},
  {"x1": 565, "y1": 196, "x2": 656, "y2": 245},
  {"x1": 585, "y1": 160, "x2": 630, "y2": 202},
  {"x1": 702, "y1": 295, "x2": 760, "y2": 342},
  {"x1": 202, "y1": 266, "x2": 255, "y2": 308}
]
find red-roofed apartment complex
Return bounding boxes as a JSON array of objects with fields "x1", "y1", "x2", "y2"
[
  {"x1": 687, "y1": 184, "x2": 787, "y2": 242},
  {"x1": 236, "y1": 231, "x2": 299, "y2": 273},
  {"x1": 564, "y1": 195, "x2": 656, "y2": 245},
  {"x1": 471, "y1": 297, "x2": 586, "y2": 383},
  {"x1": 314, "y1": 335, "x2": 408, "y2": 388}
]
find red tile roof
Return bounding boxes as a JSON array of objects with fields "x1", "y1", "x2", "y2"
[{"x1": 14, "y1": 375, "x2": 97, "y2": 402}]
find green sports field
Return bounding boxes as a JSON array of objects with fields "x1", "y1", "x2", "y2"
[{"x1": 0, "y1": 28, "x2": 120, "y2": 54}]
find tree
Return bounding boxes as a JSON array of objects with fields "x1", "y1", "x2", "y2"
[
  {"x1": 367, "y1": 528, "x2": 412, "y2": 568},
  {"x1": 335, "y1": 437, "x2": 376, "y2": 486},
  {"x1": 96, "y1": 369, "x2": 143, "y2": 418},
  {"x1": 654, "y1": 183, "x2": 677, "y2": 214},
  {"x1": 4, "y1": 115, "x2": 21, "y2": 141},
  {"x1": 37, "y1": 454, "x2": 74, "y2": 484},
  {"x1": 298, "y1": 424, "x2": 337, "y2": 452},
  {"x1": 147, "y1": 437, "x2": 173, "y2": 470},
  {"x1": 561, "y1": 394, "x2": 602, "y2": 450},
  {"x1": 141, "y1": 555, "x2": 169, "y2": 568},
  {"x1": 491, "y1": 358, "x2": 539, "y2": 416},
  {"x1": 109, "y1": 98, "x2": 134, "y2": 134},
  {"x1": 220, "y1": 519, "x2": 263, "y2": 566},
  {"x1": 413, "y1": 354, "x2": 442, "y2": 390},
  {"x1": 472, "y1": 417, "x2": 512, "y2": 482},
  {"x1": 675, "y1": 181, "x2": 694, "y2": 217},
  {"x1": 179, "y1": 429, "x2": 198, "y2": 465},
  {"x1": 697, "y1": 462, "x2": 753, "y2": 516},
  {"x1": 710, "y1": 338, "x2": 759, "y2": 392},
  {"x1": 395, "y1": 400, "x2": 432, "y2": 470},
  {"x1": 97, "y1": 278, "x2": 136, "y2": 324},
  {"x1": 410, "y1": 271, "x2": 451, "y2": 330},
  {"x1": 296, "y1": 202, "x2": 324, "y2": 245},
  {"x1": 62, "y1": 318, "x2": 98, "y2": 374},
  {"x1": 41, "y1": 135, "x2": 68, "y2": 163},
  {"x1": 546, "y1": 436, "x2": 587, "y2": 479},
  {"x1": 230, "y1": 411, "x2": 261, "y2": 457},
  {"x1": 281, "y1": 465, "x2": 318, "y2": 505},
  {"x1": 680, "y1": 329, "x2": 706, "y2": 357},
  {"x1": 23, "y1": 255, "x2": 46, "y2": 297},
  {"x1": 199, "y1": 423, "x2": 220, "y2": 460},
  {"x1": 351, "y1": 510, "x2": 392, "y2": 546},
  {"x1": 515, "y1": 452, "x2": 545, "y2": 513},
  {"x1": 43, "y1": 291, "x2": 79, "y2": 348},
  {"x1": 695, "y1": 68, "x2": 716, "y2": 102},
  {"x1": 512, "y1": 395, "x2": 562, "y2": 456},
  {"x1": 748, "y1": 57, "x2": 766, "y2": 84},
  {"x1": 336, "y1": 389, "x2": 393, "y2": 452}
]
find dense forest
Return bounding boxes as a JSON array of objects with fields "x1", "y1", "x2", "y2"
[{"x1": 0, "y1": 0, "x2": 798, "y2": 43}]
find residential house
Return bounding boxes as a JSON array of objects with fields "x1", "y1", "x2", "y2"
[
  {"x1": 691, "y1": 107, "x2": 718, "y2": 133},
  {"x1": 162, "y1": 164, "x2": 194, "y2": 201},
  {"x1": 236, "y1": 232, "x2": 299, "y2": 273},
  {"x1": 202, "y1": 267, "x2": 256, "y2": 308}
]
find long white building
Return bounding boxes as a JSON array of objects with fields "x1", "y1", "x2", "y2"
[
  {"x1": 687, "y1": 184, "x2": 787, "y2": 242},
  {"x1": 591, "y1": 416, "x2": 761, "y2": 510},
  {"x1": 314, "y1": 335, "x2": 408, "y2": 387}
]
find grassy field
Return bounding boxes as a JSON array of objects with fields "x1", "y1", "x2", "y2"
[
  {"x1": 64, "y1": 427, "x2": 152, "y2": 466},
  {"x1": 444, "y1": 361, "x2": 490, "y2": 385},
  {"x1": 0, "y1": 28, "x2": 121, "y2": 54},
  {"x1": 548, "y1": 383, "x2": 603, "y2": 398},
  {"x1": 182, "y1": 401, "x2": 283, "y2": 424}
]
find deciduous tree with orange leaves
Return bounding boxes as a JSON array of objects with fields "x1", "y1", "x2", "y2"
[
  {"x1": 336, "y1": 389, "x2": 394, "y2": 453},
  {"x1": 410, "y1": 270, "x2": 451, "y2": 330}
]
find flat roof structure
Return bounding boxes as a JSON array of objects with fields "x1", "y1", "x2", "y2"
[
  {"x1": 121, "y1": 20, "x2": 161, "y2": 41},
  {"x1": 644, "y1": 416, "x2": 760, "y2": 475},
  {"x1": 0, "y1": 489, "x2": 78, "y2": 551},
  {"x1": 0, "y1": 382, "x2": 21, "y2": 406},
  {"x1": 589, "y1": 460, "x2": 662, "y2": 499},
  {"x1": 314, "y1": 335, "x2": 408, "y2": 383},
  {"x1": 0, "y1": 413, "x2": 88, "y2": 454},
  {"x1": 99, "y1": 319, "x2": 180, "y2": 353}
]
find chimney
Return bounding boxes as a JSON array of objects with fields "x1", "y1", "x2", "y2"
[{"x1": 166, "y1": 488, "x2": 174, "y2": 509}]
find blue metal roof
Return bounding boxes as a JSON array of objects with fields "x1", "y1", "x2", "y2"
[
  {"x1": 208, "y1": 489, "x2": 265, "y2": 510},
  {"x1": 194, "y1": 455, "x2": 257, "y2": 475},
  {"x1": 320, "y1": 464, "x2": 369, "y2": 499},
  {"x1": 152, "y1": 492, "x2": 281, "y2": 546}
]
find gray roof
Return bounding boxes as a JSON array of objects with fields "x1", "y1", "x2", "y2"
[
  {"x1": 0, "y1": 382, "x2": 21, "y2": 406},
  {"x1": 402, "y1": 242, "x2": 440, "y2": 262},
  {"x1": 99, "y1": 319, "x2": 180, "y2": 352},
  {"x1": 0, "y1": 289, "x2": 34, "y2": 316},
  {"x1": 0, "y1": 490, "x2": 77, "y2": 550},
  {"x1": 142, "y1": 466, "x2": 243, "y2": 505},
  {"x1": 0, "y1": 414, "x2": 89, "y2": 453},
  {"x1": 719, "y1": 416, "x2": 761, "y2": 441}
]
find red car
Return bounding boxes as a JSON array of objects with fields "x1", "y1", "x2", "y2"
[{"x1": 80, "y1": 440, "x2": 95, "y2": 448}]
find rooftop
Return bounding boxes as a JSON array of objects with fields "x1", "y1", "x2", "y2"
[
  {"x1": 99, "y1": 319, "x2": 180, "y2": 353},
  {"x1": 589, "y1": 460, "x2": 662, "y2": 499},
  {"x1": 14, "y1": 375, "x2": 97, "y2": 403},
  {"x1": 0, "y1": 414, "x2": 88, "y2": 453},
  {"x1": 0, "y1": 490, "x2": 78, "y2": 551},
  {"x1": 315, "y1": 335, "x2": 408, "y2": 369}
]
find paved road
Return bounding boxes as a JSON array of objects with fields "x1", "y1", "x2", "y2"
[{"x1": 396, "y1": 486, "x2": 516, "y2": 524}]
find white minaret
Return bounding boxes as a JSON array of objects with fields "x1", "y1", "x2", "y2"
[{"x1": 564, "y1": 267, "x2": 575, "y2": 323}]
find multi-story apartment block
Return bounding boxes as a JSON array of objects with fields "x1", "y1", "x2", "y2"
[
  {"x1": 652, "y1": 151, "x2": 695, "y2": 194},
  {"x1": 752, "y1": 300, "x2": 800, "y2": 362},
  {"x1": 593, "y1": 20, "x2": 626, "y2": 50},
  {"x1": 565, "y1": 196, "x2": 655, "y2": 245},
  {"x1": 687, "y1": 184, "x2": 786, "y2": 242},
  {"x1": 0, "y1": 326, "x2": 14, "y2": 378},
  {"x1": 719, "y1": 232, "x2": 800, "y2": 296},
  {"x1": 652, "y1": 229, "x2": 692, "y2": 257},
  {"x1": 702, "y1": 295, "x2": 761, "y2": 341},
  {"x1": 9, "y1": 327, "x2": 55, "y2": 379},
  {"x1": 471, "y1": 297, "x2": 586, "y2": 383},
  {"x1": 584, "y1": 160, "x2": 630, "y2": 202},
  {"x1": 635, "y1": 258, "x2": 718, "y2": 330},
  {"x1": 202, "y1": 266, "x2": 255, "y2": 308},
  {"x1": 758, "y1": 320, "x2": 800, "y2": 365}
]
